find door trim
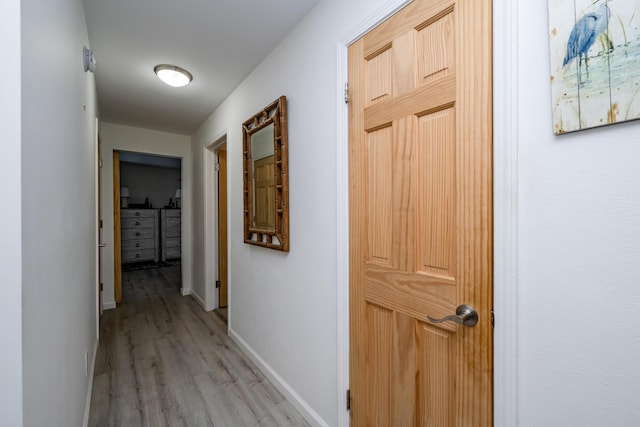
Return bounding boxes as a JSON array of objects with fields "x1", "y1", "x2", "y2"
[
  {"x1": 204, "y1": 131, "x2": 228, "y2": 312},
  {"x1": 335, "y1": 1, "x2": 518, "y2": 425},
  {"x1": 95, "y1": 119, "x2": 102, "y2": 326},
  {"x1": 492, "y1": 0, "x2": 519, "y2": 425}
]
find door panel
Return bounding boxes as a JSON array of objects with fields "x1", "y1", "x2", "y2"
[
  {"x1": 367, "y1": 126, "x2": 393, "y2": 266},
  {"x1": 349, "y1": 0, "x2": 492, "y2": 425},
  {"x1": 416, "y1": 108, "x2": 455, "y2": 278}
]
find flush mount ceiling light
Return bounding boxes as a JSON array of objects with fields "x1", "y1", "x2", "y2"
[{"x1": 154, "y1": 64, "x2": 192, "y2": 88}]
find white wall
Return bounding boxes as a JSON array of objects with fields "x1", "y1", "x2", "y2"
[
  {"x1": 120, "y1": 161, "x2": 181, "y2": 209},
  {"x1": 20, "y1": 0, "x2": 99, "y2": 425},
  {"x1": 515, "y1": 2, "x2": 640, "y2": 425},
  {"x1": 191, "y1": 0, "x2": 392, "y2": 425},
  {"x1": 0, "y1": 0, "x2": 24, "y2": 425},
  {"x1": 100, "y1": 122, "x2": 192, "y2": 308}
]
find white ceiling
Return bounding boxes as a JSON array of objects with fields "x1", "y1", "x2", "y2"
[{"x1": 83, "y1": 0, "x2": 320, "y2": 135}]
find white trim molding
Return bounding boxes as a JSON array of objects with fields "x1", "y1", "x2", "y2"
[
  {"x1": 189, "y1": 288, "x2": 206, "y2": 309},
  {"x1": 335, "y1": 1, "x2": 413, "y2": 426},
  {"x1": 82, "y1": 340, "x2": 99, "y2": 427},
  {"x1": 203, "y1": 144, "x2": 217, "y2": 311},
  {"x1": 493, "y1": 0, "x2": 519, "y2": 425},
  {"x1": 203, "y1": 131, "x2": 228, "y2": 312}
]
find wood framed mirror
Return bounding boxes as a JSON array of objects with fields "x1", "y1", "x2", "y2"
[{"x1": 242, "y1": 96, "x2": 289, "y2": 251}]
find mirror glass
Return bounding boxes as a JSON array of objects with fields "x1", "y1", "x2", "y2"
[
  {"x1": 251, "y1": 124, "x2": 275, "y2": 231},
  {"x1": 242, "y1": 96, "x2": 289, "y2": 251}
]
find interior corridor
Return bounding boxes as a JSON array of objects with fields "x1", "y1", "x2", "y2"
[{"x1": 88, "y1": 266, "x2": 309, "y2": 426}]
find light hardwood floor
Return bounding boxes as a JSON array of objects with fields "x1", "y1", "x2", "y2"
[{"x1": 89, "y1": 266, "x2": 310, "y2": 426}]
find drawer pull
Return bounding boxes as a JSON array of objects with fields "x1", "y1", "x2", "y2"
[
  {"x1": 135, "y1": 254, "x2": 140, "y2": 258},
  {"x1": 135, "y1": 243, "x2": 140, "y2": 248},
  {"x1": 135, "y1": 221, "x2": 140, "y2": 226},
  {"x1": 136, "y1": 232, "x2": 140, "y2": 237},
  {"x1": 135, "y1": 212, "x2": 140, "y2": 216}
]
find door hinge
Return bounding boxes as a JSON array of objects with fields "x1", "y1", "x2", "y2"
[
  {"x1": 215, "y1": 163, "x2": 220, "y2": 172},
  {"x1": 100, "y1": 283, "x2": 103, "y2": 292},
  {"x1": 346, "y1": 389, "x2": 351, "y2": 411},
  {"x1": 100, "y1": 219, "x2": 103, "y2": 228},
  {"x1": 344, "y1": 82, "x2": 349, "y2": 104},
  {"x1": 491, "y1": 309, "x2": 495, "y2": 329},
  {"x1": 216, "y1": 280, "x2": 221, "y2": 289}
]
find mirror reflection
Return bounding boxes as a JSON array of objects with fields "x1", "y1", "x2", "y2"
[{"x1": 251, "y1": 124, "x2": 275, "y2": 231}]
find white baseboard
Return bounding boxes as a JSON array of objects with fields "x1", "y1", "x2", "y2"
[
  {"x1": 189, "y1": 289, "x2": 207, "y2": 309},
  {"x1": 82, "y1": 339, "x2": 99, "y2": 427},
  {"x1": 102, "y1": 300, "x2": 116, "y2": 310},
  {"x1": 181, "y1": 287, "x2": 191, "y2": 297},
  {"x1": 228, "y1": 328, "x2": 329, "y2": 427}
]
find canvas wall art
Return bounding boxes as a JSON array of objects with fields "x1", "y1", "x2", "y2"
[{"x1": 548, "y1": 0, "x2": 640, "y2": 134}]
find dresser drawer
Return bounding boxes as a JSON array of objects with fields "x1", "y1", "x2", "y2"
[
  {"x1": 121, "y1": 209, "x2": 156, "y2": 219},
  {"x1": 121, "y1": 238, "x2": 155, "y2": 251},
  {"x1": 164, "y1": 227, "x2": 180, "y2": 238},
  {"x1": 122, "y1": 249, "x2": 155, "y2": 263},
  {"x1": 121, "y1": 228, "x2": 155, "y2": 241},
  {"x1": 121, "y1": 217, "x2": 155, "y2": 229},
  {"x1": 165, "y1": 217, "x2": 180, "y2": 229},
  {"x1": 165, "y1": 237, "x2": 180, "y2": 248},
  {"x1": 164, "y1": 247, "x2": 181, "y2": 260},
  {"x1": 163, "y1": 209, "x2": 181, "y2": 218}
]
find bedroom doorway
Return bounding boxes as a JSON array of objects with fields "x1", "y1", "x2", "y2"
[{"x1": 113, "y1": 150, "x2": 183, "y2": 303}]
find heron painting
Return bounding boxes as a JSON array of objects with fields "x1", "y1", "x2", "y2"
[{"x1": 548, "y1": 0, "x2": 640, "y2": 133}]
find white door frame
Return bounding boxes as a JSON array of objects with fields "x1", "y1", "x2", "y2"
[
  {"x1": 203, "y1": 131, "x2": 228, "y2": 312},
  {"x1": 94, "y1": 117, "x2": 101, "y2": 332},
  {"x1": 492, "y1": 0, "x2": 519, "y2": 425},
  {"x1": 335, "y1": 1, "x2": 518, "y2": 425}
]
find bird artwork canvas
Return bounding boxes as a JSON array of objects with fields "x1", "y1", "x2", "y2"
[{"x1": 548, "y1": 0, "x2": 640, "y2": 134}]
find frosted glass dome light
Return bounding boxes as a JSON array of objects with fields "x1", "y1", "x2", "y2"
[{"x1": 154, "y1": 64, "x2": 192, "y2": 88}]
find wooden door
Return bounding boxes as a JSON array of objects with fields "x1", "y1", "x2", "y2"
[
  {"x1": 98, "y1": 134, "x2": 103, "y2": 315},
  {"x1": 113, "y1": 151, "x2": 122, "y2": 304},
  {"x1": 218, "y1": 149, "x2": 228, "y2": 308},
  {"x1": 348, "y1": 0, "x2": 493, "y2": 425},
  {"x1": 254, "y1": 155, "x2": 275, "y2": 230}
]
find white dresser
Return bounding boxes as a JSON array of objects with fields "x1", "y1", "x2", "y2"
[
  {"x1": 160, "y1": 209, "x2": 181, "y2": 261},
  {"x1": 120, "y1": 209, "x2": 159, "y2": 263}
]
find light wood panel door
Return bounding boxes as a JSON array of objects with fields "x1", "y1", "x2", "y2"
[
  {"x1": 348, "y1": 0, "x2": 493, "y2": 425},
  {"x1": 218, "y1": 149, "x2": 228, "y2": 308},
  {"x1": 98, "y1": 134, "x2": 103, "y2": 316}
]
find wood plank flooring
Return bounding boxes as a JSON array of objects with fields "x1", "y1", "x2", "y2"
[{"x1": 89, "y1": 266, "x2": 309, "y2": 426}]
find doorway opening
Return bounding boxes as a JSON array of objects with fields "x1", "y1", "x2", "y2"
[
  {"x1": 113, "y1": 150, "x2": 183, "y2": 303},
  {"x1": 204, "y1": 133, "x2": 228, "y2": 323}
]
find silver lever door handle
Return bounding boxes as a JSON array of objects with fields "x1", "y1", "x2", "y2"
[
  {"x1": 427, "y1": 304, "x2": 478, "y2": 327},
  {"x1": 98, "y1": 243, "x2": 107, "y2": 248}
]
